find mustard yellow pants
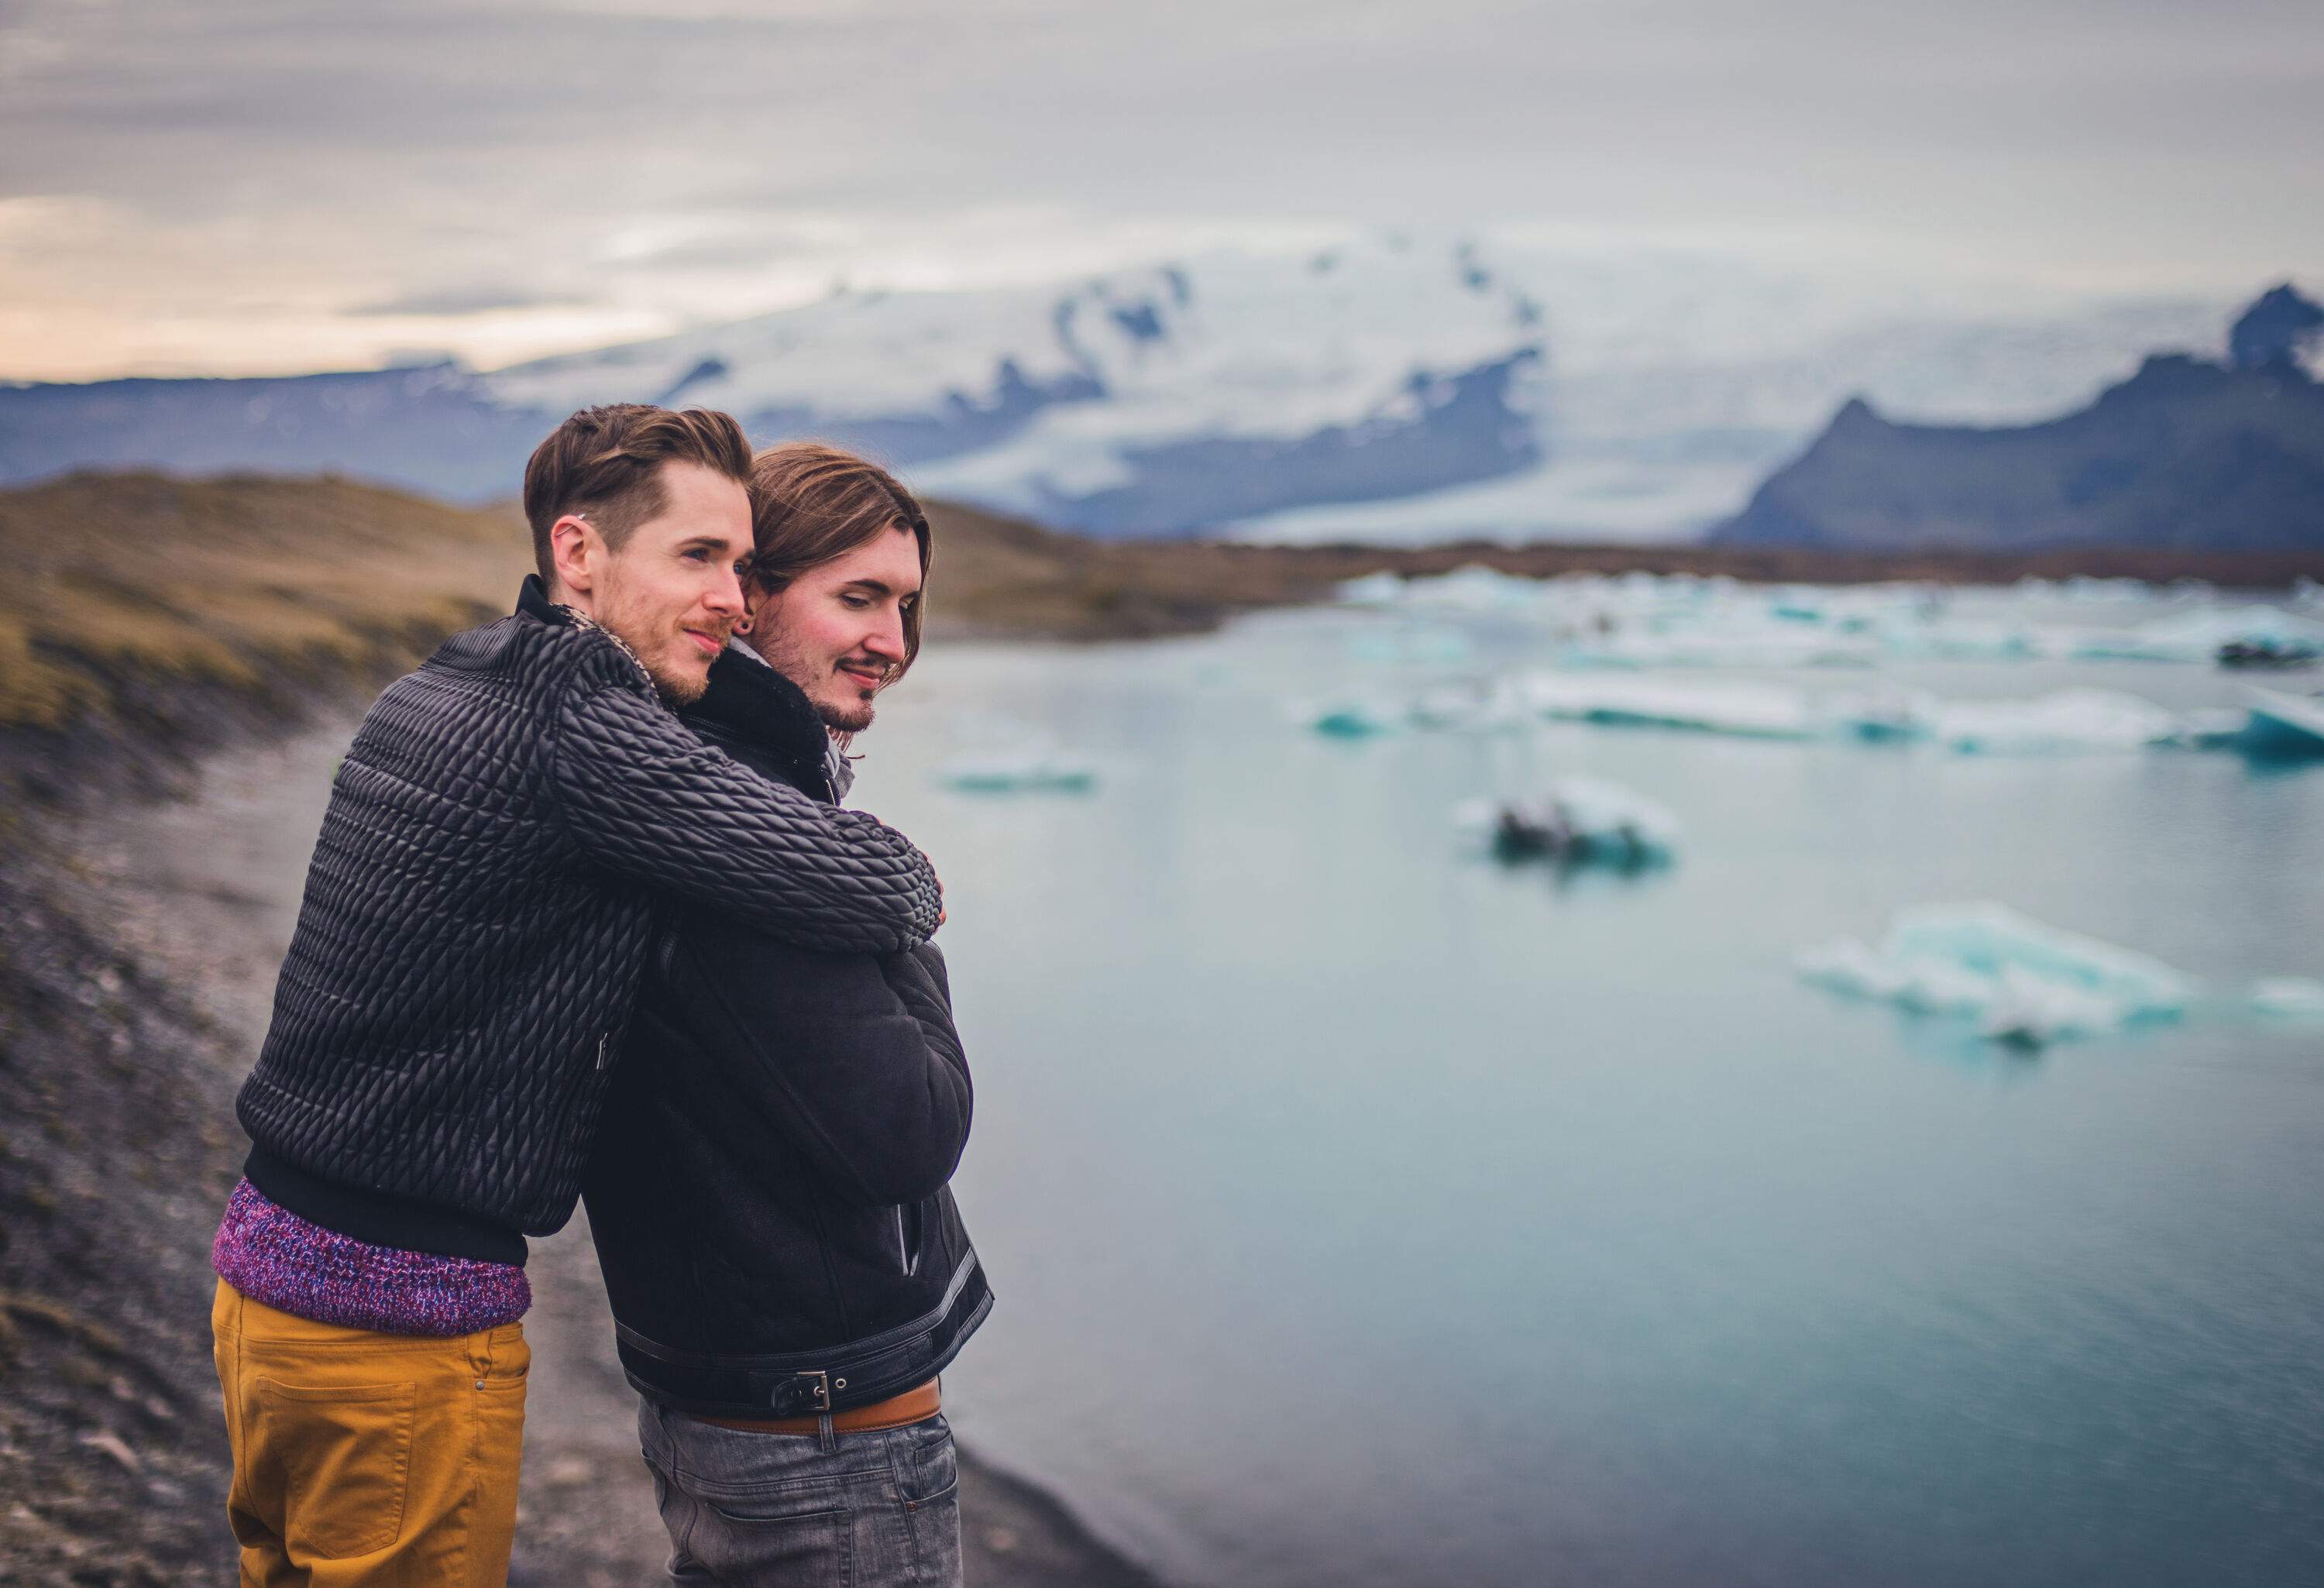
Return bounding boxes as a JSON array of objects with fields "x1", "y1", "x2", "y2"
[{"x1": 210, "y1": 1280, "x2": 530, "y2": 1587}]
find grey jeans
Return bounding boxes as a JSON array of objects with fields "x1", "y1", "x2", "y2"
[{"x1": 636, "y1": 1397, "x2": 963, "y2": 1587}]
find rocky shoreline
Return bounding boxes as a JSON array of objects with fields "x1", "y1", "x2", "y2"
[{"x1": 0, "y1": 705, "x2": 1165, "y2": 1588}]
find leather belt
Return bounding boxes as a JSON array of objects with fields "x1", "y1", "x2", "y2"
[{"x1": 691, "y1": 1377, "x2": 940, "y2": 1435}]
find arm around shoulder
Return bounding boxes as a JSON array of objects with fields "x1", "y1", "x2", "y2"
[{"x1": 550, "y1": 681, "x2": 941, "y2": 952}]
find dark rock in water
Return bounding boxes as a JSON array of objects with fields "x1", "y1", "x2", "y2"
[
  {"x1": 1712, "y1": 287, "x2": 2324, "y2": 553},
  {"x1": 2218, "y1": 639, "x2": 2320, "y2": 669}
]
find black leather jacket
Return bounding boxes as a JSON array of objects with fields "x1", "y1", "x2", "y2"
[
  {"x1": 235, "y1": 579, "x2": 942, "y2": 1259},
  {"x1": 583, "y1": 649, "x2": 991, "y2": 1418}
]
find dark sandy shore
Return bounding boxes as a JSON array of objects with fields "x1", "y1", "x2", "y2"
[{"x1": 2, "y1": 713, "x2": 1164, "y2": 1588}]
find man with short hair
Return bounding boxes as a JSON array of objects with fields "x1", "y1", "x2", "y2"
[
  {"x1": 583, "y1": 442, "x2": 988, "y2": 1588},
  {"x1": 208, "y1": 408, "x2": 943, "y2": 1587}
]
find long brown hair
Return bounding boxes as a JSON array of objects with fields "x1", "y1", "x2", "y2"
[{"x1": 747, "y1": 442, "x2": 933, "y2": 679}]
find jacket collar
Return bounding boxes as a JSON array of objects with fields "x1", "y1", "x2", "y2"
[
  {"x1": 515, "y1": 574, "x2": 660, "y2": 693},
  {"x1": 515, "y1": 573, "x2": 569, "y2": 627},
  {"x1": 683, "y1": 648, "x2": 836, "y2": 801}
]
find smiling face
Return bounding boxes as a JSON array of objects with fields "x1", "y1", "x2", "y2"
[
  {"x1": 548, "y1": 459, "x2": 753, "y2": 704},
  {"x1": 749, "y1": 523, "x2": 923, "y2": 734}
]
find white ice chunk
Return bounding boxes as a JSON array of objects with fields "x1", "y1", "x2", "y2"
[
  {"x1": 1820, "y1": 689, "x2": 1940, "y2": 743},
  {"x1": 1933, "y1": 689, "x2": 2185, "y2": 754},
  {"x1": 1521, "y1": 675, "x2": 1822, "y2": 739},
  {"x1": 1386, "y1": 563, "x2": 1547, "y2": 613},
  {"x1": 1796, "y1": 902, "x2": 2195, "y2": 1046},
  {"x1": 2071, "y1": 605, "x2": 2324, "y2": 663},
  {"x1": 1408, "y1": 680, "x2": 1535, "y2": 734},
  {"x1": 1978, "y1": 968, "x2": 2138, "y2": 1048},
  {"x1": 1556, "y1": 622, "x2": 1879, "y2": 669},
  {"x1": 2240, "y1": 686, "x2": 2324, "y2": 759},
  {"x1": 935, "y1": 748, "x2": 1098, "y2": 793},
  {"x1": 1305, "y1": 699, "x2": 1404, "y2": 738},
  {"x1": 2250, "y1": 978, "x2": 2324, "y2": 1020},
  {"x1": 1335, "y1": 571, "x2": 1408, "y2": 607},
  {"x1": 2061, "y1": 576, "x2": 2157, "y2": 605}
]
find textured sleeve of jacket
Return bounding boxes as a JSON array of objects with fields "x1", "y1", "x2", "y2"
[
  {"x1": 551, "y1": 680, "x2": 941, "y2": 953},
  {"x1": 666, "y1": 936, "x2": 972, "y2": 1207}
]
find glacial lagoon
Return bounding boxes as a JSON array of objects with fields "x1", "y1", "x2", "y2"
[{"x1": 856, "y1": 576, "x2": 2324, "y2": 1588}]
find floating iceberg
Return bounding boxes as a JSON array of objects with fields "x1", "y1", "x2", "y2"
[
  {"x1": 934, "y1": 749, "x2": 1098, "y2": 793},
  {"x1": 1931, "y1": 689, "x2": 2187, "y2": 755},
  {"x1": 2073, "y1": 605, "x2": 2324, "y2": 664},
  {"x1": 1454, "y1": 776, "x2": 1681, "y2": 868},
  {"x1": 1796, "y1": 902, "x2": 2197, "y2": 1047},
  {"x1": 1407, "y1": 681, "x2": 1535, "y2": 734},
  {"x1": 2250, "y1": 978, "x2": 2324, "y2": 1020},
  {"x1": 1821, "y1": 689, "x2": 1940, "y2": 743},
  {"x1": 1381, "y1": 563, "x2": 1548, "y2": 613},
  {"x1": 1556, "y1": 623, "x2": 1880, "y2": 670},
  {"x1": 2238, "y1": 686, "x2": 2324, "y2": 760},
  {"x1": 1521, "y1": 676, "x2": 1823, "y2": 740},
  {"x1": 1876, "y1": 618, "x2": 2053, "y2": 662},
  {"x1": 1334, "y1": 571, "x2": 1409, "y2": 607},
  {"x1": 1305, "y1": 699, "x2": 1403, "y2": 739},
  {"x1": 2061, "y1": 576, "x2": 2157, "y2": 605}
]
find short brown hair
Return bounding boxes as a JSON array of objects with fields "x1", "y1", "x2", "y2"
[
  {"x1": 522, "y1": 404, "x2": 753, "y2": 588},
  {"x1": 748, "y1": 442, "x2": 933, "y2": 679}
]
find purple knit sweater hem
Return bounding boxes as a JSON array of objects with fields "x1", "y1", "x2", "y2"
[{"x1": 211, "y1": 1179, "x2": 531, "y2": 1337}]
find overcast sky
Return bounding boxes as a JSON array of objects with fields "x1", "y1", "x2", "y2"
[{"x1": 4, "y1": 0, "x2": 2320, "y2": 380}]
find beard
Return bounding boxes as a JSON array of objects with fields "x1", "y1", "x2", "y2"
[
  {"x1": 646, "y1": 658, "x2": 710, "y2": 706},
  {"x1": 593, "y1": 579, "x2": 720, "y2": 706},
  {"x1": 751, "y1": 626, "x2": 877, "y2": 734},
  {"x1": 812, "y1": 691, "x2": 875, "y2": 734}
]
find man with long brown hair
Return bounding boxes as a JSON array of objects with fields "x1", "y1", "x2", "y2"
[
  {"x1": 208, "y1": 413, "x2": 942, "y2": 1587},
  {"x1": 583, "y1": 442, "x2": 988, "y2": 1588}
]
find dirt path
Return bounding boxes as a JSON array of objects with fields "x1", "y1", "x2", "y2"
[{"x1": 74, "y1": 714, "x2": 1163, "y2": 1588}]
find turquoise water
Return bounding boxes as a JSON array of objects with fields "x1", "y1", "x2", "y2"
[{"x1": 851, "y1": 604, "x2": 2324, "y2": 1588}]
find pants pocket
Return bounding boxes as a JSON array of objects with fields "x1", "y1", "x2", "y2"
[
  {"x1": 251, "y1": 1377, "x2": 419, "y2": 1560},
  {"x1": 692, "y1": 1489, "x2": 855, "y2": 1586}
]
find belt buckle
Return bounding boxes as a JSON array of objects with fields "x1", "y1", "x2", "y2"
[{"x1": 792, "y1": 1370, "x2": 830, "y2": 1414}]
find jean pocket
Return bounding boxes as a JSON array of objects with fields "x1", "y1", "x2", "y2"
[
  {"x1": 692, "y1": 1490, "x2": 854, "y2": 1583},
  {"x1": 896, "y1": 1417, "x2": 958, "y2": 1509},
  {"x1": 251, "y1": 1378, "x2": 418, "y2": 1559}
]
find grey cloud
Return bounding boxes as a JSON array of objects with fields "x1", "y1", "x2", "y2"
[
  {"x1": 3, "y1": 0, "x2": 2322, "y2": 376},
  {"x1": 349, "y1": 283, "x2": 590, "y2": 316}
]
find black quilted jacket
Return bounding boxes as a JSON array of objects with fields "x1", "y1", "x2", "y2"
[
  {"x1": 584, "y1": 648, "x2": 989, "y2": 1417},
  {"x1": 235, "y1": 579, "x2": 943, "y2": 1258}
]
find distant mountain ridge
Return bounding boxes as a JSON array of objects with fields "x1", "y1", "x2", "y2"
[
  {"x1": 1713, "y1": 286, "x2": 2324, "y2": 552},
  {"x1": 0, "y1": 235, "x2": 2231, "y2": 542}
]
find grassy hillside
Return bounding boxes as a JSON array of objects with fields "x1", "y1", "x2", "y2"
[{"x1": 0, "y1": 472, "x2": 531, "y2": 734}]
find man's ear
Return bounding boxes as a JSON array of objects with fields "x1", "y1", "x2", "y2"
[{"x1": 548, "y1": 514, "x2": 600, "y2": 602}]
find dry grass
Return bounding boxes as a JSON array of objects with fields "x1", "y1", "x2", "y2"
[{"x1": 0, "y1": 471, "x2": 531, "y2": 731}]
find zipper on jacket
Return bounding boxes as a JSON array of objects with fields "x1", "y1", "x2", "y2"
[{"x1": 894, "y1": 1207, "x2": 917, "y2": 1277}]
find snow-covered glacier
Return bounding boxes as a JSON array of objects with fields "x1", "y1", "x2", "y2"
[
  {"x1": 0, "y1": 232, "x2": 2227, "y2": 540},
  {"x1": 483, "y1": 240, "x2": 1550, "y2": 537}
]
